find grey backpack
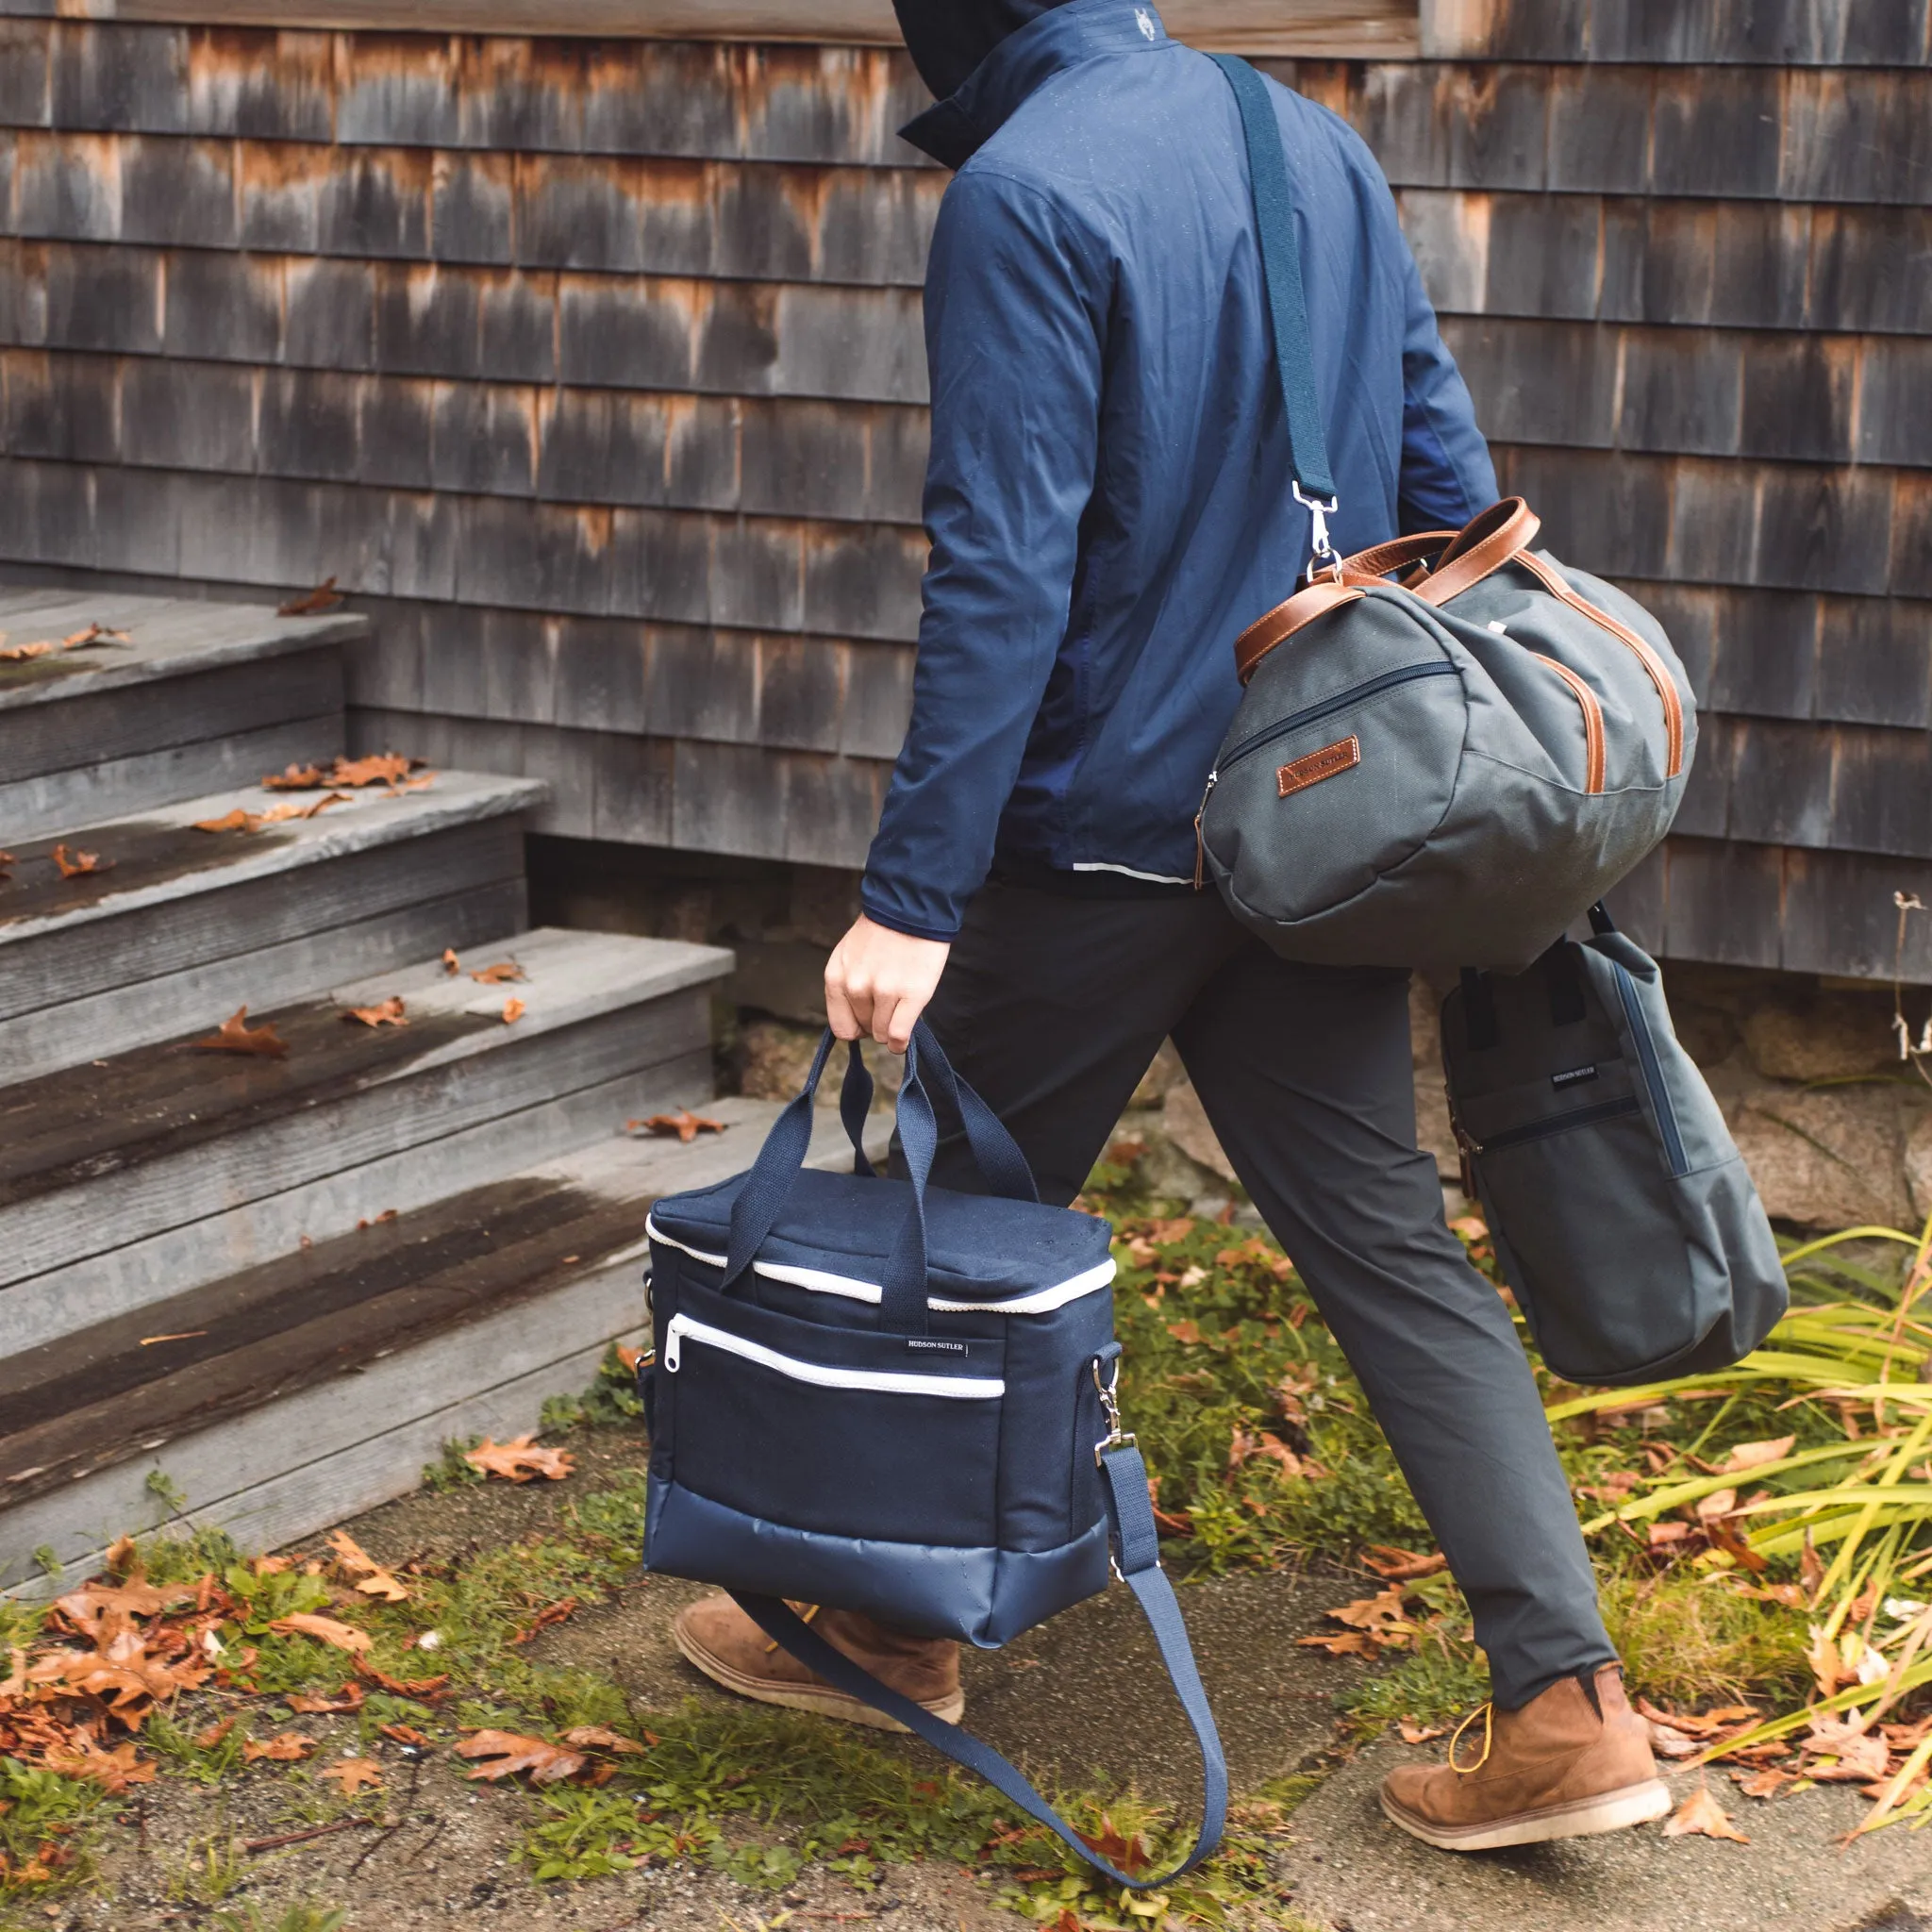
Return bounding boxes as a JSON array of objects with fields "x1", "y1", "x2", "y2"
[
  {"x1": 1199, "y1": 60, "x2": 1694, "y2": 974},
  {"x1": 1442, "y1": 908, "x2": 1787, "y2": 1387}
]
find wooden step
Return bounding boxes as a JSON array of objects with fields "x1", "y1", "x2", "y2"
[
  {"x1": 0, "y1": 768, "x2": 544, "y2": 1081},
  {"x1": 0, "y1": 1099, "x2": 888, "y2": 1597},
  {"x1": 0, "y1": 589, "x2": 364, "y2": 838},
  {"x1": 0, "y1": 927, "x2": 734, "y2": 1357}
]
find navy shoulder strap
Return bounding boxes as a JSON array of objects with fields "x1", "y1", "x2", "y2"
[
  {"x1": 734, "y1": 1441, "x2": 1227, "y2": 1890},
  {"x1": 1209, "y1": 53, "x2": 1338, "y2": 564}
]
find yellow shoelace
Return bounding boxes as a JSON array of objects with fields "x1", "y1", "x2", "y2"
[
  {"x1": 762, "y1": 1602, "x2": 822, "y2": 1654},
  {"x1": 1447, "y1": 1699, "x2": 1494, "y2": 1774}
]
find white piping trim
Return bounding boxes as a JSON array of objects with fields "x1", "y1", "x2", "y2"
[
  {"x1": 661, "y1": 1313, "x2": 1004, "y2": 1398},
  {"x1": 1070, "y1": 860, "x2": 1195, "y2": 885},
  {"x1": 645, "y1": 1217, "x2": 1115, "y2": 1313}
]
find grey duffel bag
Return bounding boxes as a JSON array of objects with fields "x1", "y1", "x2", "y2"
[
  {"x1": 1200, "y1": 58, "x2": 1695, "y2": 974},
  {"x1": 1441, "y1": 907, "x2": 1787, "y2": 1388},
  {"x1": 1196, "y1": 499, "x2": 1697, "y2": 974}
]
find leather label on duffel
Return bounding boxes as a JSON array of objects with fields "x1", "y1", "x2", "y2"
[{"x1": 1277, "y1": 735, "x2": 1361, "y2": 798}]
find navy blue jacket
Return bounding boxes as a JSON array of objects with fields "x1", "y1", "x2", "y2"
[{"x1": 860, "y1": 0, "x2": 1497, "y2": 942}]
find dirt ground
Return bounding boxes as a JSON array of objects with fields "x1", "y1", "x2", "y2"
[{"x1": 26, "y1": 1424, "x2": 1932, "y2": 1932}]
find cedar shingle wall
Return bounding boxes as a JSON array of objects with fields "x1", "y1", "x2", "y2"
[{"x1": 1, "y1": 4, "x2": 1929, "y2": 977}]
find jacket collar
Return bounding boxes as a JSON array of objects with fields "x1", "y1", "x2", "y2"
[{"x1": 899, "y1": 0, "x2": 1173, "y2": 170}]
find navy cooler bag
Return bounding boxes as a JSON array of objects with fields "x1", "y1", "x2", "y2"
[{"x1": 641, "y1": 1024, "x2": 1226, "y2": 1887}]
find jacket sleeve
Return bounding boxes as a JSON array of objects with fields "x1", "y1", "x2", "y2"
[
  {"x1": 1394, "y1": 240, "x2": 1498, "y2": 534},
  {"x1": 858, "y1": 167, "x2": 1107, "y2": 943}
]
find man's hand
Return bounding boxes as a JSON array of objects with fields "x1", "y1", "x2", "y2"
[{"x1": 824, "y1": 916, "x2": 952, "y2": 1054}]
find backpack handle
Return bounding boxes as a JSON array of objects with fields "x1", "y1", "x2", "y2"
[{"x1": 723, "y1": 1022, "x2": 1038, "y2": 1334}]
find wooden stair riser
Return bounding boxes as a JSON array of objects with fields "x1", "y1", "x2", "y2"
[
  {"x1": 2, "y1": 856, "x2": 528, "y2": 1083},
  {"x1": 0, "y1": 989, "x2": 710, "y2": 1302},
  {"x1": 0, "y1": 648, "x2": 345, "y2": 839},
  {"x1": 0, "y1": 811, "x2": 526, "y2": 1048},
  {"x1": 0, "y1": 1258, "x2": 645, "y2": 1595},
  {"x1": 6, "y1": 1050, "x2": 709, "y2": 1357}
]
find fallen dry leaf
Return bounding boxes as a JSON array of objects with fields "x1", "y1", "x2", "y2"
[
  {"x1": 469, "y1": 960, "x2": 525, "y2": 985},
  {"x1": 1648, "y1": 1721, "x2": 1705, "y2": 1760},
  {"x1": 242, "y1": 1732, "x2": 316, "y2": 1763},
  {"x1": 559, "y1": 1724, "x2": 644, "y2": 1754},
  {"x1": 1166, "y1": 1320, "x2": 1206, "y2": 1345},
  {"x1": 463, "y1": 1436, "x2": 574, "y2": 1483},
  {"x1": 267, "y1": 1613, "x2": 372, "y2": 1655},
  {"x1": 1398, "y1": 1719, "x2": 1447, "y2": 1744},
  {"x1": 501, "y1": 997, "x2": 526, "y2": 1025},
  {"x1": 627, "y1": 1110, "x2": 725, "y2": 1143},
  {"x1": 0, "y1": 638, "x2": 55, "y2": 662},
  {"x1": 277, "y1": 576, "x2": 343, "y2": 616},
  {"x1": 1719, "y1": 1435, "x2": 1797, "y2": 1474},
  {"x1": 1361, "y1": 1546, "x2": 1449, "y2": 1581},
  {"x1": 511, "y1": 1599, "x2": 580, "y2": 1645},
  {"x1": 342, "y1": 997, "x2": 408, "y2": 1030},
  {"x1": 1076, "y1": 1814, "x2": 1151, "y2": 1878},
  {"x1": 263, "y1": 753, "x2": 425, "y2": 791},
  {"x1": 192, "y1": 792, "x2": 352, "y2": 836},
  {"x1": 441, "y1": 948, "x2": 461, "y2": 974},
  {"x1": 138, "y1": 1331, "x2": 208, "y2": 1346},
  {"x1": 194, "y1": 1717, "x2": 237, "y2": 1750},
  {"x1": 1648, "y1": 1521, "x2": 1693, "y2": 1546},
  {"x1": 1734, "y1": 1766, "x2": 1794, "y2": 1800},
  {"x1": 321, "y1": 1757, "x2": 383, "y2": 1794},
  {"x1": 190, "y1": 1008, "x2": 289, "y2": 1059},
  {"x1": 455, "y1": 1729, "x2": 587, "y2": 1785},
  {"x1": 52, "y1": 843, "x2": 111, "y2": 878},
  {"x1": 286, "y1": 1686, "x2": 364, "y2": 1714},
  {"x1": 615, "y1": 1343, "x2": 646, "y2": 1374},
  {"x1": 1694, "y1": 1488, "x2": 1740, "y2": 1522},
  {"x1": 42, "y1": 1737, "x2": 157, "y2": 1791},
  {"x1": 379, "y1": 1722, "x2": 432, "y2": 1748},
  {"x1": 1663, "y1": 1785, "x2": 1749, "y2": 1843},
  {"x1": 326, "y1": 1531, "x2": 409, "y2": 1603}
]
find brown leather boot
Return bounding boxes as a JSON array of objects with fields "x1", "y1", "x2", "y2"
[
  {"x1": 671, "y1": 1594, "x2": 964, "y2": 1732},
  {"x1": 1380, "y1": 1665, "x2": 1671, "y2": 1851}
]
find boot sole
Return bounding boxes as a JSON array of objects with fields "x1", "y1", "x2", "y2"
[
  {"x1": 1379, "y1": 1776, "x2": 1674, "y2": 1852},
  {"x1": 672, "y1": 1618, "x2": 966, "y2": 1733}
]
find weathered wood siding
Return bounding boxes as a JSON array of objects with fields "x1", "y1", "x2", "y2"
[{"x1": 1, "y1": 2, "x2": 1928, "y2": 976}]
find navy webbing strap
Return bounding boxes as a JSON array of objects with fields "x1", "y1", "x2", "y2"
[
  {"x1": 1209, "y1": 54, "x2": 1335, "y2": 504},
  {"x1": 733, "y1": 1439, "x2": 1226, "y2": 1890}
]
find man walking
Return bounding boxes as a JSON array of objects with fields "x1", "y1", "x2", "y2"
[{"x1": 673, "y1": 0, "x2": 1667, "y2": 1852}]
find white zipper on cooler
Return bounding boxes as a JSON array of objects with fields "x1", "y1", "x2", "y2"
[
  {"x1": 660, "y1": 1312, "x2": 1006, "y2": 1399},
  {"x1": 643, "y1": 1217, "x2": 1114, "y2": 1315}
]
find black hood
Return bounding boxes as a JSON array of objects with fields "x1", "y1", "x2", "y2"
[{"x1": 891, "y1": 0, "x2": 1074, "y2": 101}]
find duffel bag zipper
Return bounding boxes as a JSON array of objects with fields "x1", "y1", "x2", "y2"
[
  {"x1": 1457, "y1": 1093, "x2": 1642, "y2": 1159},
  {"x1": 1195, "y1": 658, "x2": 1457, "y2": 887},
  {"x1": 1610, "y1": 966, "x2": 1690, "y2": 1176},
  {"x1": 1532, "y1": 654, "x2": 1606, "y2": 794},
  {"x1": 661, "y1": 1311, "x2": 1006, "y2": 1398},
  {"x1": 1217, "y1": 659, "x2": 1457, "y2": 775}
]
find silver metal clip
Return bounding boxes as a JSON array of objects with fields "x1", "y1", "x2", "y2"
[
  {"x1": 1092, "y1": 1356, "x2": 1137, "y2": 1469},
  {"x1": 1293, "y1": 480, "x2": 1342, "y2": 585}
]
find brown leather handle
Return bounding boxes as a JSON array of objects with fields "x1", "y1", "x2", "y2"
[
  {"x1": 1413, "y1": 497, "x2": 1541, "y2": 607},
  {"x1": 1339, "y1": 529, "x2": 1459, "y2": 579},
  {"x1": 1234, "y1": 579, "x2": 1366, "y2": 685}
]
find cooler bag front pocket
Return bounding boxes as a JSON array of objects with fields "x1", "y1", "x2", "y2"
[{"x1": 661, "y1": 1280, "x2": 1005, "y2": 1550}]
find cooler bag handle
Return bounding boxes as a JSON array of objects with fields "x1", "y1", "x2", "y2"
[
  {"x1": 1209, "y1": 53, "x2": 1339, "y2": 576},
  {"x1": 733, "y1": 1434, "x2": 1228, "y2": 1890},
  {"x1": 723, "y1": 1022, "x2": 1038, "y2": 1334}
]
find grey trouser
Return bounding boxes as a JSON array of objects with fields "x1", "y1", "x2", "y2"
[{"x1": 920, "y1": 877, "x2": 1615, "y2": 1709}]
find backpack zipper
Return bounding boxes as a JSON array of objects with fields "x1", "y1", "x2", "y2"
[
  {"x1": 1611, "y1": 965, "x2": 1690, "y2": 1176},
  {"x1": 660, "y1": 1311, "x2": 1005, "y2": 1399},
  {"x1": 1457, "y1": 1093, "x2": 1642, "y2": 1159}
]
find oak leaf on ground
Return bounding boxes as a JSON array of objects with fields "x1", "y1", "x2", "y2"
[
  {"x1": 501, "y1": 997, "x2": 526, "y2": 1025},
  {"x1": 321, "y1": 1757, "x2": 383, "y2": 1794},
  {"x1": 1663, "y1": 1785, "x2": 1749, "y2": 1842},
  {"x1": 1361, "y1": 1545, "x2": 1447, "y2": 1581},
  {"x1": 191, "y1": 1008, "x2": 290, "y2": 1059},
  {"x1": 41, "y1": 1736, "x2": 156, "y2": 1791},
  {"x1": 242, "y1": 1732, "x2": 316, "y2": 1763},
  {"x1": 441, "y1": 948, "x2": 461, "y2": 974},
  {"x1": 463, "y1": 1436, "x2": 574, "y2": 1483},
  {"x1": 193, "y1": 1717, "x2": 237, "y2": 1749},
  {"x1": 469, "y1": 960, "x2": 525, "y2": 985},
  {"x1": 1718, "y1": 1435, "x2": 1797, "y2": 1474},
  {"x1": 455, "y1": 1729, "x2": 587, "y2": 1785},
  {"x1": 559, "y1": 1724, "x2": 644, "y2": 1754},
  {"x1": 286, "y1": 1686, "x2": 364, "y2": 1714},
  {"x1": 267, "y1": 1613, "x2": 372, "y2": 1654},
  {"x1": 326, "y1": 1531, "x2": 409, "y2": 1601},
  {"x1": 1075, "y1": 1813, "x2": 1151, "y2": 1877}
]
